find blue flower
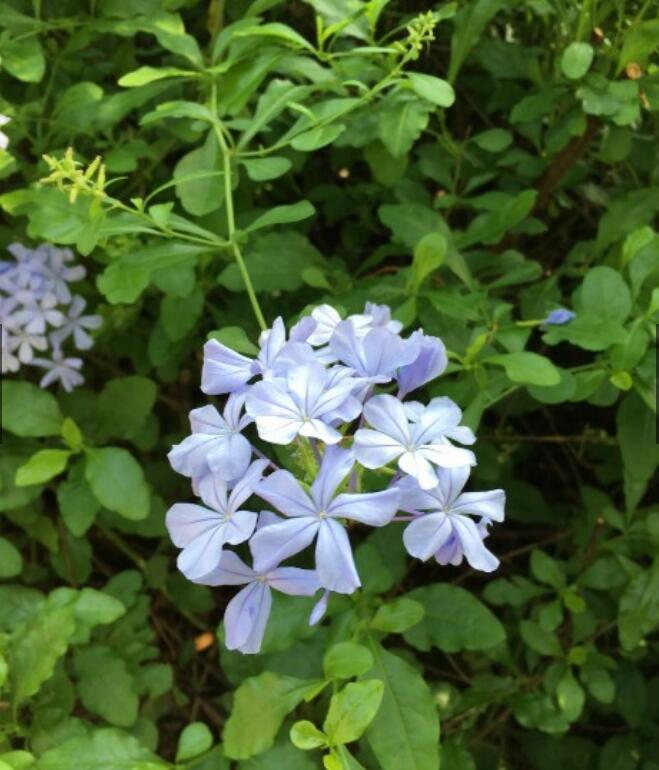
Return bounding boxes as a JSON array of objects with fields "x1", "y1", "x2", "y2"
[
  {"x1": 250, "y1": 446, "x2": 400, "y2": 593},
  {"x1": 396, "y1": 332, "x2": 447, "y2": 397},
  {"x1": 544, "y1": 308, "x2": 575, "y2": 326},
  {"x1": 165, "y1": 459, "x2": 267, "y2": 582},
  {"x1": 201, "y1": 316, "x2": 314, "y2": 395},
  {"x1": 245, "y1": 362, "x2": 361, "y2": 445},
  {"x1": 198, "y1": 550, "x2": 320, "y2": 654},
  {"x1": 168, "y1": 393, "x2": 253, "y2": 483},
  {"x1": 397, "y1": 467, "x2": 504, "y2": 572},
  {"x1": 354, "y1": 394, "x2": 476, "y2": 489}
]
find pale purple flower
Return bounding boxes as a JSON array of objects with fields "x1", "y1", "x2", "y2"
[
  {"x1": 0, "y1": 114, "x2": 10, "y2": 150},
  {"x1": 307, "y1": 303, "x2": 402, "y2": 347},
  {"x1": 30, "y1": 349, "x2": 84, "y2": 392},
  {"x1": 354, "y1": 394, "x2": 476, "y2": 489},
  {"x1": 199, "y1": 550, "x2": 320, "y2": 653},
  {"x1": 11, "y1": 327, "x2": 48, "y2": 364},
  {"x1": 168, "y1": 394, "x2": 253, "y2": 483},
  {"x1": 309, "y1": 589, "x2": 330, "y2": 625},
  {"x1": 329, "y1": 320, "x2": 421, "y2": 383},
  {"x1": 166, "y1": 460, "x2": 267, "y2": 581},
  {"x1": 397, "y1": 332, "x2": 447, "y2": 397},
  {"x1": 202, "y1": 317, "x2": 314, "y2": 395},
  {"x1": 250, "y1": 446, "x2": 400, "y2": 593},
  {"x1": 15, "y1": 292, "x2": 63, "y2": 334},
  {"x1": 245, "y1": 362, "x2": 361, "y2": 445},
  {"x1": 544, "y1": 308, "x2": 575, "y2": 326},
  {"x1": 49, "y1": 296, "x2": 102, "y2": 350},
  {"x1": 397, "y1": 467, "x2": 504, "y2": 572}
]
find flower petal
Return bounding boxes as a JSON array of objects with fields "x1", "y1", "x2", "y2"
[
  {"x1": 419, "y1": 443, "x2": 476, "y2": 469},
  {"x1": 228, "y1": 459, "x2": 268, "y2": 511},
  {"x1": 398, "y1": 450, "x2": 439, "y2": 490},
  {"x1": 267, "y1": 567, "x2": 321, "y2": 596},
  {"x1": 403, "y1": 513, "x2": 453, "y2": 561},
  {"x1": 250, "y1": 516, "x2": 320, "y2": 572},
  {"x1": 315, "y1": 518, "x2": 360, "y2": 594},
  {"x1": 452, "y1": 489, "x2": 506, "y2": 522},
  {"x1": 362, "y1": 394, "x2": 411, "y2": 445},
  {"x1": 195, "y1": 550, "x2": 255, "y2": 585},
  {"x1": 257, "y1": 470, "x2": 317, "y2": 517},
  {"x1": 224, "y1": 581, "x2": 272, "y2": 653},
  {"x1": 450, "y1": 515, "x2": 500, "y2": 572},
  {"x1": 224, "y1": 511, "x2": 258, "y2": 545},
  {"x1": 201, "y1": 339, "x2": 253, "y2": 394},
  {"x1": 311, "y1": 446, "x2": 355, "y2": 510},
  {"x1": 206, "y1": 432, "x2": 252, "y2": 482},
  {"x1": 330, "y1": 487, "x2": 400, "y2": 526},
  {"x1": 177, "y1": 520, "x2": 232, "y2": 580},
  {"x1": 166, "y1": 503, "x2": 222, "y2": 548},
  {"x1": 353, "y1": 428, "x2": 403, "y2": 469}
]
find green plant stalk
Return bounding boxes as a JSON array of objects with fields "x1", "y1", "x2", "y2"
[
  {"x1": 211, "y1": 86, "x2": 267, "y2": 331},
  {"x1": 576, "y1": 0, "x2": 593, "y2": 41}
]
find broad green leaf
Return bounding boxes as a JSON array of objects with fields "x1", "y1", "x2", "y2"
[
  {"x1": 561, "y1": 43, "x2": 594, "y2": 79},
  {"x1": 378, "y1": 97, "x2": 432, "y2": 157},
  {"x1": 97, "y1": 262, "x2": 150, "y2": 304},
  {"x1": 324, "y1": 680, "x2": 384, "y2": 746},
  {"x1": 240, "y1": 79, "x2": 312, "y2": 147},
  {"x1": 487, "y1": 352, "x2": 560, "y2": 386},
  {"x1": 118, "y1": 65, "x2": 196, "y2": 87},
  {"x1": 364, "y1": 643, "x2": 439, "y2": 770},
  {"x1": 1, "y1": 382, "x2": 63, "y2": 437},
  {"x1": 618, "y1": 19, "x2": 659, "y2": 69},
  {"x1": 543, "y1": 314, "x2": 628, "y2": 351},
  {"x1": 176, "y1": 723, "x2": 214, "y2": 761},
  {"x1": 579, "y1": 266, "x2": 631, "y2": 322},
  {"x1": 519, "y1": 620, "x2": 562, "y2": 656},
  {"x1": 324, "y1": 643, "x2": 374, "y2": 680},
  {"x1": 234, "y1": 22, "x2": 315, "y2": 51},
  {"x1": 291, "y1": 124, "x2": 346, "y2": 151},
  {"x1": 371, "y1": 598, "x2": 425, "y2": 634},
  {"x1": 556, "y1": 670, "x2": 585, "y2": 721},
  {"x1": 74, "y1": 588, "x2": 126, "y2": 629},
  {"x1": 407, "y1": 72, "x2": 455, "y2": 107},
  {"x1": 403, "y1": 584, "x2": 506, "y2": 652},
  {"x1": 224, "y1": 673, "x2": 318, "y2": 759},
  {"x1": 0, "y1": 37, "x2": 45, "y2": 82},
  {"x1": 74, "y1": 645, "x2": 138, "y2": 727},
  {"x1": 245, "y1": 201, "x2": 315, "y2": 232},
  {"x1": 33, "y1": 728, "x2": 166, "y2": 770},
  {"x1": 57, "y1": 463, "x2": 101, "y2": 537},
  {"x1": 97, "y1": 377, "x2": 157, "y2": 440},
  {"x1": 161, "y1": 288, "x2": 204, "y2": 341},
  {"x1": 140, "y1": 100, "x2": 214, "y2": 125},
  {"x1": 242, "y1": 157, "x2": 292, "y2": 181},
  {"x1": 15, "y1": 450, "x2": 72, "y2": 487},
  {"x1": 449, "y1": 0, "x2": 509, "y2": 81},
  {"x1": 237, "y1": 740, "x2": 317, "y2": 770},
  {"x1": 412, "y1": 233, "x2": 447, "y2": 288},
  {"x1": 617, "y1": 393, "x2": 659, "y2": 511},
  {"x1": 9, "y1": 600, "x2": 76, "y2": 705},
  {"x1": 290, "y1": 721, "x2": 327, "y2": 750},
  {"x1": 530, "y1": 551, "x2": 566, "y2": 589},
  {"x1": 85, "y1": 448, "x2": 150, "y2": 521},
  {"x1": 472, "y1": 128, "x2": 513, "y2": 152},
  {"x1": 174, "y1": 132, "x2": 224, "y2": 216},
  {"x1": 0, "y1": 538, "x2": 22, "y2": 578}
]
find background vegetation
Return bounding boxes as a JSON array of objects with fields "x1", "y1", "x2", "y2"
[{"x1": 0, "y1": 0, "x2": 658, "y2": 768}]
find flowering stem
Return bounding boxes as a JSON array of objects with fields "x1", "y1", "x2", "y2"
[{"x1": 210, "y1": 85, "x2": 267, "y2": 331}]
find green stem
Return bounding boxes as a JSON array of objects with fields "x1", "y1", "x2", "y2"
[
  {"x1": 211, "y1": 86, "x2": 267, "y2": 331},
  {"x1": 575, "y1": 0, "x2": 593, "y2": 41}
]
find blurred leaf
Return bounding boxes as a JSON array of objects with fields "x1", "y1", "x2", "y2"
[
  {"x1": 1, "y1": 382, "x2": 63, "y2": 437},
  {"x1": 324, "y1": 680, "x2": 384, "y2": 745},
  {"x1": 561, "y1": 43, "x2": 594, "y2": 79},
  {"x1": 324, "y1": 643, "x2": 374, "y2": 680},
  {"x1": 85, "y1": 448, "x2": 150, "y2": 521}
]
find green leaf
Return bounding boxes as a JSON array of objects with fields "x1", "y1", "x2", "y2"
[
  {"x1": 561, "y1": 42, "x2": 594, "y2": 79},
  {"x1": 15, "y1": 450, "x2": 72, "y2": 487},
  {"x1": 176, "y1": 723, "x2": 214, "y2": 761},
  {"x1": 579, "y1": 266, "x2": 631, "y2": 322},
  {"x1": 324, "y1": 680, "x2": 384, "y2": 746},
  {"x1": 74, "y1": 588, "x2": 126, "y2": 629},
  {"x1": 407, "y1": 72, "x2": 455, "y2": 107},
  {"x1": 378, "y1": 97, "x2": 431, "y2": 157},
  {"x1": 85, "y1": 448, "x2": 150, "y2": 521},
  {"x1": 543, "y1": 314, "x2": 628, "y2": 351},
  {"x1": 74, "y1": 645, "x2": 138, "y2": 727},
  {"x1": 323, "y1": 642, "x2": 374, "y2": 680},
  {"x1": 242, "y1": 157, "x2": 292, "y2": 182},
  {"x1": 33, "y1": 728, "x2": 166, "y2": 770},
  {"x1": 530, "y1": 551, "x2": 566, "y2": 589},
  {"x1": 57, "y1": 464, "x2": 101, "y2": 537},
  {"x1": 0, "y1": 37, "x2": 45, "y2": 82},
  {"x1": 118, "y1": 65, "x2": 195, "y2": 87},
  {"x1": 140, "y1": 100, "x2": 214, "y2": 125},
  {"x1": 234, "y1": 22, "x2": 315, "y2": 51},
  {"x1": 487, "y1": 352, "x2": 560, "y2": 386},
  {"x1": 9, "y1": 599, "x2": 76, "y2": 705},
  {"x1": 97, "y1": 377, "x2": 157, "y2": 440},
  {"x1": 556, "y1": 669, "x2": 585, "y2": 721},
  {"x1": 617, "y1": 393, "x2": 659, "y2": 511},
  {"x1": 412, "y1": 233, "x2": 447, "y2": 289},
  {"x1": 520, "y1": 620, "x2": 562, "y2": 656},
  {"x1": 449, "y1": 0, "x2": 509, "y2": 81},
  {"x1": 97, "y1": 262, "x2": 150, "y2": 304},
  {"x1": 161, "y1": 288, "x2": 204, "y2": 341},
  {"x1": 1, "y1": 382, "x2": 63, "y2": 437},
  {"x1": 291, "y1": 124, "x2": 346, "y2": 151},
  {"x1": 223, "y1": 673, "x2": 317, "y2": 759},
  {"x1": 245, "y1": 201, "x2": 315, "y2": 232},
  {"x1": 618, "y1": 19, "x2": 659, "y2": 69},
  {"x1": 174, "y1": 132, "x2": 225, "y2": 216},
  {"x1": 208, "y1": 327, "x2": 259, "y2": 355},
  {"x1": 403, "y1": 584, "x2": 506, "y2": 652},
  {"x1": 472, "y1": 128, "x2": 513, "y2": 152},
  {"x1": 364, "y1": 643, "x2": 439, "y2": 770},
  {"x1": 0, "y1": 538, "x2": 23, "y2": 578},
  {"x1": 371, "y1": 598, "x2": 425, "y2": 634},
  {"x1": 237, "y1": 740, "x2": 317, "y2": 770},
  {"x1": 290, "y1": 721, "x2": 327, "y2": 750}
]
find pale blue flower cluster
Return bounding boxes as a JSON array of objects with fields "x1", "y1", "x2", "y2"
[
  {"x1": 166, "y1": 304, "x2": 505, "y2": 654},
  {"x1": 0, "y1": 243, "x2": 102, "y2": 391}
]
